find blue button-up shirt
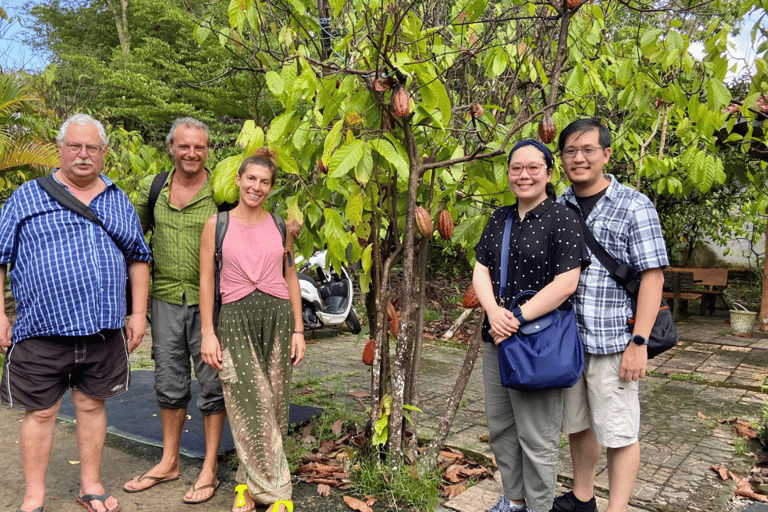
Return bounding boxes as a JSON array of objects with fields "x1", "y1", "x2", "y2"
[
  {"x1": 0, "y1": 173, "x2": 153, "y2": 343},
  {"x1": 558, "y1": 175, "x2": 669, "y2": 355}
]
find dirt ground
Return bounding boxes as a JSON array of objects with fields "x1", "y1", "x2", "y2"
[{"x1": 0, "y1": 404, "x2": 404, "y2": 512}]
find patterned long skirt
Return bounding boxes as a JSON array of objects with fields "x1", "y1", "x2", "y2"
[{"x1": 218, "y1": 289, "x2": 293, "y2": 504}]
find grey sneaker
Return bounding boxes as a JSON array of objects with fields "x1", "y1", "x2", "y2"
[
  {"x1": 550, "y1": 491, "x2": 597, "y2": 512},
  {"x1": 489, "y1": 495, "x2": 513, "y2": 512}
]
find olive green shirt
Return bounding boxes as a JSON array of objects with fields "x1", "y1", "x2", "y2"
[{"x1": 134, "y1": 170, "x2": 217, "y2": 306}]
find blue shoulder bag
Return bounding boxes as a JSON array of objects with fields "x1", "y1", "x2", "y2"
[{"x1": 496, "y1": 211, "x2": 584, "y2": 392}]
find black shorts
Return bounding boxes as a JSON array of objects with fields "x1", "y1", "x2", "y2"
[{"x1": 0, "y1": 329, "x2": 130, "y2": 411}]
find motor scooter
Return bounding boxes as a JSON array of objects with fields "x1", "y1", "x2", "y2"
[{"x1": 296, "y1": 250, "x2": 362, "y2": 334}]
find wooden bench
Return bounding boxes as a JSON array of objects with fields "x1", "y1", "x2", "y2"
[
  {"x1": 662, "y1": 270, "x2": 702, "y2": 320},
  {"x1": 666, "y1": 267, "x2": 729, "y2": 316}
]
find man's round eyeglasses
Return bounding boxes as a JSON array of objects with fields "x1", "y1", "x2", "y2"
[
  {"x1": 509, "y1": 163, "x2": 546, "y2": 176},
  {"x1": 64, "y1": 143, "x2": 104, "y2": 156},
  {"x1": 562, "y1": 146, "x2": 601, "y2": 159}
]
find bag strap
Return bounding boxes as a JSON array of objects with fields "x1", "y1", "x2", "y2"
[
  {"x1": 36, "y1": 175, "x2": 126, "y2": 256},
  {"x1": 213, "y1": 210, "x2": 230, "y2": 312},
  {"x1": 269, "y1": 212, "x2": 294, "y2": 271},
  {"x1": 498, "y1": 210, "x2": 514, "y2": 304},
  {"x1": 565, "y1": 200, "x2": 639, "y2": 297},
  {"x1": 146, "y1": 171, "x2": 170, "y2": 230}
]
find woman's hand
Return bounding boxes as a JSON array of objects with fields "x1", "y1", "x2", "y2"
[
  {"x1": 291, "y1": 332, "x2": 305, "y2": 366},
  {"x1": 201, "y1": 331, "x2": 223, "y2": 370},
  {"x1": 487, "y1": 305, "x2": 520, "y2": 345}
]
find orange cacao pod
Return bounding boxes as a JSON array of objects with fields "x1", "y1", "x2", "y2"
[
  {"x1": 392, "y1": 85, "x2": 411, "y2": 119},
  {"x1": 437, "y1": 210, "x2": 454, "y2": 240},
  {"x1": 538, "y1": 113, "x2": 556, "y2": 144},
  {"x1": 470, "y1": 103, "x2": 484, "y2": 118},
  {"x1": 463, "y1": 284, "x2": 480, "y2": 309},
  {"x1": 390, "y1": 311, "x2": 401, "y2": 338},
  {"x1": 415, "y1": 206, "x2": 433, "y2": 237}
]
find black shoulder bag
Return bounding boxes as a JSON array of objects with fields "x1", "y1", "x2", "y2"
[{"x1": 566, "y1": 201, "x2": 678, "y2": 358}]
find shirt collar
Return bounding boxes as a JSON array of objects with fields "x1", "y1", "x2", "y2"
[
  {"x1": 515, "y1": 196, "x2": 555, "y2": 219},
  {"x1": 51, "y1": 168, "x2": 115, "y2": 189}
]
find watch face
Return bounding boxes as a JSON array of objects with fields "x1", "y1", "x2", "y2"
[{"x1": 632, "y1": 335, "x2": 646, "y2": 345}]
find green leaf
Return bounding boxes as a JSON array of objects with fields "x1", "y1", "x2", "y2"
[
  {"x1": 265, "y1": 71, "x2": 284, "y2": 97},
  {"x1": 329, "y1": 139, "x2": 365, "y2": 178},
  {"x1": 345, "y1": 192, "x2": 364, "y2": 226},
  {"x1": 369, "y1": 138, "x2": 408, "y2": 175},
  {"x1": 323, "y1": 120, "x2": 343, "y2": 165}
]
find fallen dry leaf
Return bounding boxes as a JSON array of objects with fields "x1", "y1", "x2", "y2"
[
  {"x1": 442, "y1": 483, "x2": 467, "y2": 499},
  {"x1": 343, "y1": 495, "x2": 373, "y2": 512},
  {"x1": 444, "y1": 464, "x2": 463, "y2": 483},
  {"x1": 735, "y1": 420, "x2": 758, "y2": 440},
  {"x1": 698, "y1": 411, "x2": 709, "y2": 420},
  {"x1": 734, "y1": 478, "x2": 768, "y2": 502},
  {"x1": 332, "y1": 419, "x2": 345, "y2": 436},
  {"x1": 711, "y1": 465, "x2": 728, "y2": 480},
  {"x1": 317, "y1": 483, "x2": 331, "y2": 497}
]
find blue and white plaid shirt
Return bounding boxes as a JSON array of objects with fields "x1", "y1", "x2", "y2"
[
  {"x1": 558, "y1": 175, "x2": 669, "y2": 354},
  {"x1": 0, "y1": 172, "x2": 152, "y2": 343}
]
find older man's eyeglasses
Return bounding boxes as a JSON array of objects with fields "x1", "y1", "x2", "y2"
[
  {"x1": 64, "y1": 143, "x2": 103, "y2": 156},
  {"x1": 509, "y1": 163, "x2": 546, "y2": 176},
  {"x1": 562, "y1": 146, "x2": 601, "y2": 160}
]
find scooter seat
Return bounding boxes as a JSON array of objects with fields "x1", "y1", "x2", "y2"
[{"x1": 298, "y1": 273, "x2": 319, "y2": 289}]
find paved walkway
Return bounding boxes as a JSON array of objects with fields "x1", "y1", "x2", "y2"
[
  {"x1": 0, "y1": 313, "x2": 766, "y2": 512},
  {"x1": 293, "y1": 314, "x2": 768, "y2": 512}
]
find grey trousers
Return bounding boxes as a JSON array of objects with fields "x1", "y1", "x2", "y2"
[{"x1": 483, "y1": 342, "x2": 563, "y2": 512}]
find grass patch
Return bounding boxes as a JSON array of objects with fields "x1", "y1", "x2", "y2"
[
  {"x1": 665, "y1": 372, "x2": 709, "y2": 384},
  {"x1": 350, "y1": 455, "x2": 441, "y2": 511},
  {"x1": 423, "y1": 307, "x2": 441, "y2": 323}
]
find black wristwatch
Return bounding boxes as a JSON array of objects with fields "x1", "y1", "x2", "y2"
[
  {"x1": 632, "y1": 334, "x2": 648, "y2": 346},
  {"x1": 512, "y1": 307, "x2": 526, "y2": 325}
]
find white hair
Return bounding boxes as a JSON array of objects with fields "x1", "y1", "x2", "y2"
[{"x1": 56, "y1": 113, "x2": 108, "y2": 146}]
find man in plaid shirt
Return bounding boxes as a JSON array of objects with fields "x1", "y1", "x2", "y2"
[{"x1": 552, "y1": 119, "x2": 668, "y2": 512}]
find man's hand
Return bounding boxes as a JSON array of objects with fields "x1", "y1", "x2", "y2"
[
  {"x1": 201, "y1": 331, "x2": 222, "y2": 370},
  {"x1": 487, "y1": 305, "x2": 519, "y2": 345},
  {"x1": 619, "y1": 342, "x2": 647, "y2": 382},
  {"x1": 125, "y1": 314, "x2": 146, "y2": 353},
  {"x1": 0, "y1": 313, "x2": 11, "y2": 354}
]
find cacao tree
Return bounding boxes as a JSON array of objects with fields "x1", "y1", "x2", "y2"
[{"x1": 193, "y1": 0, "x2": 743, "y2": 472}]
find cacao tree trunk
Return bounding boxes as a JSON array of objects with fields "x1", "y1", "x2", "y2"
[
  {"x1": 416, "y1": 313, "x2": 484, "y2": 475},
  {"x1": 760, "y1": 222, "x2": 767, "y2": 332}
]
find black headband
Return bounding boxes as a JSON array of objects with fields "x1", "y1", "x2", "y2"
[{"x1": 507, "y1": 139, "x2": 554, "y2": 169}]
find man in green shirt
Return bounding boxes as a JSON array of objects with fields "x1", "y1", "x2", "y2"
[{"x1": 123, "y1": 118, "x2": 225, "y2": 505}]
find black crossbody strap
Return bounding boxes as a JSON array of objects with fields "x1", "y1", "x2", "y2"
[
  {"x1": 565, "y1": 200, "x2": 640, "y2": 297},
  {"x1": 36, "y1": 175, "x2": 126, "y2": 256}
]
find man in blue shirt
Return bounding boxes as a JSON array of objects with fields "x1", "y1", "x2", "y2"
[
  {"x1": 0, "y1": 113, "x2": 152, "y2": 512},
  {"x1": 552, "y1": 119, "x2": 667, "y2": 512}
]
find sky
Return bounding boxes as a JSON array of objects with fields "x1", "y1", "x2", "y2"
[{"x1": 0, "y1": 0, "x2": 763, "y2": 80}]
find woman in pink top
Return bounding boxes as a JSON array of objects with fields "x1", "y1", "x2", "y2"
[{"x1": 199, "y1": 148, "x2": 304, "y2": 512}]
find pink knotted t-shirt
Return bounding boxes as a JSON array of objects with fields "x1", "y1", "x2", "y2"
[{"x1": 219, "y1": 214, "x2": 290, "y2": 303}]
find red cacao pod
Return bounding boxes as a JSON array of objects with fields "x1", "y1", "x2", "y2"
[
  {"x1": 317, "y1": 157, "x2": 328, "y2": 174},
  {"x1": 286, "y1": 219, "x2": 302, "y2": 239},
  {"x1": 415, "y1": 206, "x2": 433, "y2": 237},
  {"x1": 392, "y1": 85, "x2": 411, "y2": 119},
  {"x1": 538, "y1": 113, "x2": 556, "y2": 144},
  {"x1": 565, "y1": 0, "x2": 583, "y2": 8},
  {"x1": 437, "y1": 210, "x2": 454, "y2": 240},
  {"x1": 387, "y1": 299, "x2": 396, "y2": 320},
  {"x1": 470, "y1": 103, "x2": 484, "y2": 118},
  {"x1": 362, "y1": 338, "x2": 375, "y2": 366},
  {"x1": 463, "y1": 284, "x2": 480, "y2": 309},
  {"x1": 390, "y1": 311, "x2": 401, "y2": 338}
]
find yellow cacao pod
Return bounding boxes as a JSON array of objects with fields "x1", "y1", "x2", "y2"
[{"x1": 415, "y1": 206, "x2": 434, "y2": 237}]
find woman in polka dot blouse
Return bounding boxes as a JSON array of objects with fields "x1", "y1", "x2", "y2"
[
  {"x1": 473, "y1": 140, "x2": 590, "y2": 512},
  {"x1": 198, "y1": 149, "x2": 305, "y2": 512}
]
